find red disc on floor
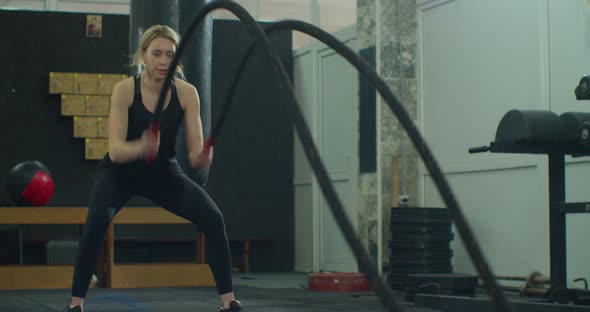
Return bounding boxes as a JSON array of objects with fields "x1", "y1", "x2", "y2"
[{"x1": 308, "y1": 272, "x2": 370, "y2": 292}]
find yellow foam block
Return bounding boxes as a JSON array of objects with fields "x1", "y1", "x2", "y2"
[
  {"x1": 49, "y1": 72, "x2": 74, "y2": 94},
  {"x1": 73, "y1": 116, "x2": 98, "y2": 138},
  {"x1": 85, "y1": 138, "x2": 108, "y2": 160}
]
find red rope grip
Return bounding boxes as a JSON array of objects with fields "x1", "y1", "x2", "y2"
[{"x1": 145, "y1": 121, "x2": 159, "y2": 164}]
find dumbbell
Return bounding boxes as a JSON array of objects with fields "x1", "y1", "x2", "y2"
[
  {"x1": 495, "y1": 271, "x2": 550, "y2": 287},
  {"x1": 501, "y1": 284, "x2": 549, "y2": 297}
]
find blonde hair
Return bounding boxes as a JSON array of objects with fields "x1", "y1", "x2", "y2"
[{"x1": 130, "y1": 25, "x2": 186, "y2": 80}]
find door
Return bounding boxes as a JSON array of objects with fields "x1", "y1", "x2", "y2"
[
  {"x1": 293, "y1": 26, "x2": 358, "y2": 273},
  {"x1": 317, "y1": 28, "x2": 358, "y2": 272}
]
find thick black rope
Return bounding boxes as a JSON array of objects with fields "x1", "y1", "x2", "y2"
[
  {"x1": 155, "y1": 1, "x2": 512, "y2": 311},
  {"x1": 215, "y1": 19, "x2": 514, "y2": 312},
  {"x1": 154, "y1": 1, "x2": 403, "y2": 311},
  {"x1": 263, "y1": 21, "x2": 513, "y2": 312}
]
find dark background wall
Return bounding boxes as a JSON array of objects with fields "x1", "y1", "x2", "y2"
[
  {"x1": 0, "y1": 11, "x2": 134, "y2": 255},
  {"x1": 0, "y1": 11, "x2": 293, "y2": 272},
  {"x1": 209, "y1": 20, "x2": 294, "y2": 272},
  {"x1": 1, "y1": 11, "x2": 129, "y2": 207}
]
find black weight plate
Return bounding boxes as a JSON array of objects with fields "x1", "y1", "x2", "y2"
[
  {"x1": 390, "y1": 232, "x2": 454, "y2": 241},
  {"x1": 389, "y1": 264, "x2": 453, "y2": 274},
  {"x1": 390, "y1": 224, "x2": 452, "y2": 234},
  {"x1": 389, "y1": 239, "x2": 451, "y2": 250},
  {"x1": 390, "y1": 249, "x2": 453, "y2": 261}
]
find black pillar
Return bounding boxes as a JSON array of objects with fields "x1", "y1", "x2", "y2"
[
  {"x1": 129, "y1": 0, "x2": 212, "y2": 186},
  {"x1": 177, "y1": 0, "x2": 213, "y2": 186},
  {"x1": 129, "y1": 0, "x2": 179, "y2": 75}
]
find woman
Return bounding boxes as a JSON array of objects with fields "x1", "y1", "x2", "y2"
[{"x1": 65, "y1": 25, "x2": 242, "y2": 312}]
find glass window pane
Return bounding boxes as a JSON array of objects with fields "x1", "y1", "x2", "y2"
[
  {"x1": 58, "y1": 2, "x2": 129, "y2": 14},
  {"x1": 258, "y1": 0, "x2": 311, "y2": 49},
  {"x1": 319, "y1": 0, "x2": 356, "y2": 34},
  {"x1": 0, "y1": 0, "x2": 44, "y2": 11},
  {"x1": 213, "y1": 0, "x2": 257, "y2": 20}
]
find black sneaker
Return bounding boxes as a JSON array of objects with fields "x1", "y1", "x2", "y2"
[
  {"x1": 64, "y1": 306, "x2": 82, "y2": 312},
  {"x1": 220, "y1": 300, "x2": 242, "y2": 312}
]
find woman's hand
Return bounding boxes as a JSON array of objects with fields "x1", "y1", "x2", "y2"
[
  {"x1": 193, "y1": 145, "x2": 213, "y2": 168},
  {"x1": 141, "y1": 126, "x2": 160, "y2": 162}
]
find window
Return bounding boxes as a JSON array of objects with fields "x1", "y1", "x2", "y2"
[
  {"x1": 319, "y1": 0, "x2": 356, "y2": 34},
  {"x1": 58, "y1": 1, "x2": 129, "y2": 15},
  {"x1": 0, "y1": 0, "x2": 44, "y2": 11},
  {"x1": 259, "y1": 0, "x2": 311, "y2": 49}
]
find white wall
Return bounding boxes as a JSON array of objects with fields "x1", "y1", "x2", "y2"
[
  {"x1": 418, "y1": 0, "x2": 590, "y2": 286},
  {"x1": 549, "y1": 0, "x2": 590, "y2": 285}
]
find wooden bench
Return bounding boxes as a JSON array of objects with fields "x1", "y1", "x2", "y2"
[
  {"x1": 113, "y1": 236, "x2": 271, "y2": 273},
  {"x1": 0, "y1": 207, "x2": 214, "y2": 290}
]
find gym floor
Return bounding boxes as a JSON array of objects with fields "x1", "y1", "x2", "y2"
[{"x1": 0, "y1": 272, "x2": 444, "y2": 312}]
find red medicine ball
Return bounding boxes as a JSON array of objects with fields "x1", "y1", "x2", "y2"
[{"x1": 6, "y1": 161, "x2": 54, "y2": 206}]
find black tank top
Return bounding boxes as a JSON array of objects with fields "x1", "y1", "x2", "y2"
[{"x1": 124, "y1": 75, "x2": 184, "y2": 166}]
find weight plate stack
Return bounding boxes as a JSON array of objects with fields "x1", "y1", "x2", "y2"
[{"x1": 389, "y1": 208, "x2": 455, "y2": 290}]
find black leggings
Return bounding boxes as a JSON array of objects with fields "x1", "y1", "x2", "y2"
[{"x1": 71, "y1": 159, "x2": 233, "y2": 298}]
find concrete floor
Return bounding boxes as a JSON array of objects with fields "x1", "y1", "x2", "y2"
[
  {"x1": 4, "y1": 272, "x2": 588, "y2": 311},
  {"x1": 0, "y1": 272, "x2": 443, "y2": 312}
]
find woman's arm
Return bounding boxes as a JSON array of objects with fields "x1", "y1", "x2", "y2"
[
  {"x1": 108, "y1": 78, "x2": 155, "y2": 164},
  {"x1": 178, "y1": 81, "x2": 211, "y2": 168}
]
